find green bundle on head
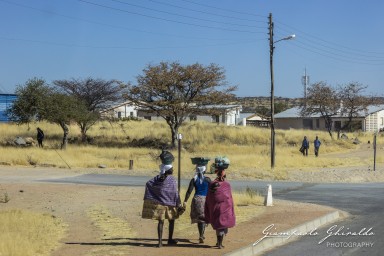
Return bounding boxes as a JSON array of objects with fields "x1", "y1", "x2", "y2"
[
  {"x1": 214, "y1": 156, "x2": 230, "y2": 170},
  {"x1": 191, "y1": 157, "x2": 210, "y2": 166},
  {"x1": 160, "y1": 150, "x2": 174, "y2": 165}
]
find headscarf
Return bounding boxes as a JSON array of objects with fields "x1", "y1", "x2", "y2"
[
  {"x1": 193, "y1": 166, "x2": 206, "y2": 184},
  {"x1": 216, "y1": 169, "x2": 226, "y2": 182},
  {"x1": 159, "y1": 164, "x2": 173, "y2": 175}
]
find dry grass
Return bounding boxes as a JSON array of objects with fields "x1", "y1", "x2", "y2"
[
  {"x1": 0, "y1": 121, "x2": 382, "y2": 179},
  {"x1": 0, "y1": 209, "x2": 66, "y2": 256}
]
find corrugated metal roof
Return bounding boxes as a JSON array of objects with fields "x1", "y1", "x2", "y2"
[
  {"x1": 275, "y1": 105, "x2": 384, "y2": 119},
  {"x1": 0, "y1": 94, "x2": 17, "y2": 122}
]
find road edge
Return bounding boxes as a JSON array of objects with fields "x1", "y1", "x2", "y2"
[{"x1": 225, "y1": 210, "x2": 343, "y2": 256}]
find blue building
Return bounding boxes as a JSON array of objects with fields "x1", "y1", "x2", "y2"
[{"x1": 0, "y1": 94, "x2": 17, "y2": 122}]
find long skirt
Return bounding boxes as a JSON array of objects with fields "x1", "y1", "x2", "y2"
[
  {"x1": 142, "y1": 199, "x2": 179, "y2": 220},
  {"x1": 190, "y1": 195, "x2": 206, "y2": 224}
]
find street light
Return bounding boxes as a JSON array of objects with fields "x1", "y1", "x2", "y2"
[{"x1": 269, "y1": 13, "x2": 295, "y2": 170}]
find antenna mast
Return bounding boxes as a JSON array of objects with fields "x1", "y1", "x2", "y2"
[{"x1": 301, "y1": 68, "x2": 309, "y2": 99}]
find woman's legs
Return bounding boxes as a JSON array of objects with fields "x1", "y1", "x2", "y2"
[
  {"x1": 168, "y1": 219, "x2": 178, "y2": 245},
  {"x1": 215, "y1": 229, "x2": 227, "y2": 249},
  {"x1": 157, "y1": 220, "x2": 164, "y2": 247},
  {"x1": 198, "y1": 222, "x2": 206, "y2": 243}
]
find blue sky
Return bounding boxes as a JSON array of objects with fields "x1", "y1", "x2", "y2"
[{"x1": 0, "y1": 0, "x2": 383, "y2": 98}]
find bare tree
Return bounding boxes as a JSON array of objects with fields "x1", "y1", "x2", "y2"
[
  {"x1": 337, "y1": 82, "x2": 377, "y2": 133},
  {"x1": 53, "y1": 78, "x2": 126, "y2": 142},
  {"x1": 300, "y1": 82, "x2": 340, "y2": 138},
  {"x1": 124, "y1": 62, "x2": 237, "y2": 148}
]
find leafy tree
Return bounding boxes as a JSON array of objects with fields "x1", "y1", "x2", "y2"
[
  {"x1": 40, "y1": 93, "x2": 90, "y2": 149},
  {"x1": 7, "y1": 78, "x2": 51, "y2": 124},
  {"x1": 255, "y1": 106, "x2": 269, "y2": 117},
  {"x1": 8, "y1": 78, "x2": 92, "y2": 149},
  {"x1": 300, "y1": 82, "x2": 339, "y2": 138},
  {"x1": 124, "y1": 61, "x2": 237, "y2": 148},
  {"x1": 274, "y1": 102, "x2": 289, "y2": 114},
  {"x1": 53, "y1": 78, "x2": 126, "y2": 142}
]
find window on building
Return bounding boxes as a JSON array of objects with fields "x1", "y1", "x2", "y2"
[{"x1": 316, "y1": 119, "x2": 320, "y2": 128}]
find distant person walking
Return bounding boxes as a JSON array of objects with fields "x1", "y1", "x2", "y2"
[
  {"x1": 314, "y1": 136, "x2": 322, "y2": 157},
  {"x1": 36, "y1": 127, "x2": 44, "y2": 148},
  {"x1": 301, "y1": 136, "x2": 309, "y2": 156}
]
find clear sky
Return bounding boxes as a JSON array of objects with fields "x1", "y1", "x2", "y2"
[{"x1": 0, "y1": 0, "x2": 383, "y2": 98}]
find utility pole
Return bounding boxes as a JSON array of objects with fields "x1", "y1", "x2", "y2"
[
  {"x1": 177, "y1": 133, "x2": 182, "y2": 193},
  {"x1": 268, "y1": 13, "x2": 295, "y2": 170},
  {"x1": 269, "y1": 13, "x2": 275, "y2": 170}
]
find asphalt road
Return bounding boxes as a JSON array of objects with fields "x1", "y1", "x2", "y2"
[
  {"x1": 42, "y1": 174, "x2": 384, "y2": 256},
  {"x1": 264, "y1": 182, "x2": 384, "y2": 256}
]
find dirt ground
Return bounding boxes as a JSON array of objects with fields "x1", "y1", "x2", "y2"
[
  {"x1": 0, "y1": 142, "x2": 381, "y2": 256},
  {"x1": 0, "y1": 181, "x2": 337, "y2": 256}
]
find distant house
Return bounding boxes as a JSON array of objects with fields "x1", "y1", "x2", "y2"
[
  {"x1": 0, "y1": 94, "x2": 17, "y2": 122},
  {"x1": 100, "y1": 101, "x2": 138, "y2": 119},
  {"x1": 100, "y1": 101, "x2": 242, "y2": 126},
  {"x1": 274, "y1": 105, "x2": 384, "y2": 132},
  {"x1": 243, "y1": 113, "x2": 270, "y2": 127}
]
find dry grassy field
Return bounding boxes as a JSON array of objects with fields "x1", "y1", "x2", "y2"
[
  {"x1": 0, "y1": 120, "x2": 381, "y2": 256},
  {"x1": 0, "y1": 120, "x2": 382, "y2": 180}
]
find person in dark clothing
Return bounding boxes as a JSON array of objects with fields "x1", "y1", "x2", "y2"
[
  {"x1": 36, "y1": 127, "x2": 44, "y2": 148},
  {"x1": 184, "y1": 158, "x2": 211, "y2": 243},
  {"x1": 314, "y1": 136, "x2": 322, "y2": 157},
  {"x1": 301, "y1": 136, "x2": 309, "y2": 156},
  {"x1": 141, "y1": 151, "x2": 183, "y2": 247}
]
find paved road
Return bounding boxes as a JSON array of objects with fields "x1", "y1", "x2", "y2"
[
  {"x1": 42, "y1": 174, "x2": 383, "y2": 256},
  {"x1": 265, "y1": 182, "x2": 384, "y2": 256}
]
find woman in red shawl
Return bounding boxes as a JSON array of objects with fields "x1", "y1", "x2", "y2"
[{"x1": 204, "y1": 156, "x2": 236, "y2": 249}]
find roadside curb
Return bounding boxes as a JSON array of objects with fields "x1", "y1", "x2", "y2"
[{"x1": 225, "y1": 210, "x2": 341, "y2": 256}]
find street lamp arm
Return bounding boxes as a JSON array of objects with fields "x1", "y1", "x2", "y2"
[{"x1": 274, "y1": 34, "x2": 296, "y2": 44}]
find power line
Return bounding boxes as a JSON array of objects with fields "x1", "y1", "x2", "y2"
[
  {"x1": 107, "y1": 0, "x2": 265, "y2": 28},
  {"x1": 275, "y1": 19, "x2": 384, "y2": 56},
  {"x1": 0, "y1": 0, "x2": 261, "y2": 41},
  {"x1": 273, "y1": 27, "x2": 384, "y2": 65},
  {"x1": 0, "y1": 36, "x2": 262, "y2": 50},
  {"x1": 178, "y1": 0, "x2": 266, "y2": 18},
  {"x1": 78, "y1": 0, "x2": 265, "y2": 34},
  {"x1": 146, "y1": 0, "x2": 265, "y2": 23}
]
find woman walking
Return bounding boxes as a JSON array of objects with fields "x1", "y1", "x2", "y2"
[
  {"x1": 142, "y1": 150, "x2": 183, "y2": 247},
  {"x1": 184, "y1": 157, "x2": 211, "y2": 243},
  {"x1": 205, "y1": 156, "x2": 236, "y2": 249}
]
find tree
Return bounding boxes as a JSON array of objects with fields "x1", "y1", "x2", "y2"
[
  {"x1": 7, "y1": 78, "x2": 51, "y2": 125},
  {"x1": 40, "y1": 92, "x2": 90, "y2": 149},
  {"x1": 124, "y1": 62, "x2": 237, "y2": 148},
  {"x1": 274, "y1": 102, "x2": 289, "y2": 114},
  {"x1": 53, "y1": 78, "x2": 126, "y2": 142},
  {"x1": 8, "y1": 78, "x2": 92, "y2": 149},
  {"x1": 300, "y1": 82, "x2": 339, "y2": 138},
  {"x1": 337, "y1": 82, "x2": 375, "y2": 133}
]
